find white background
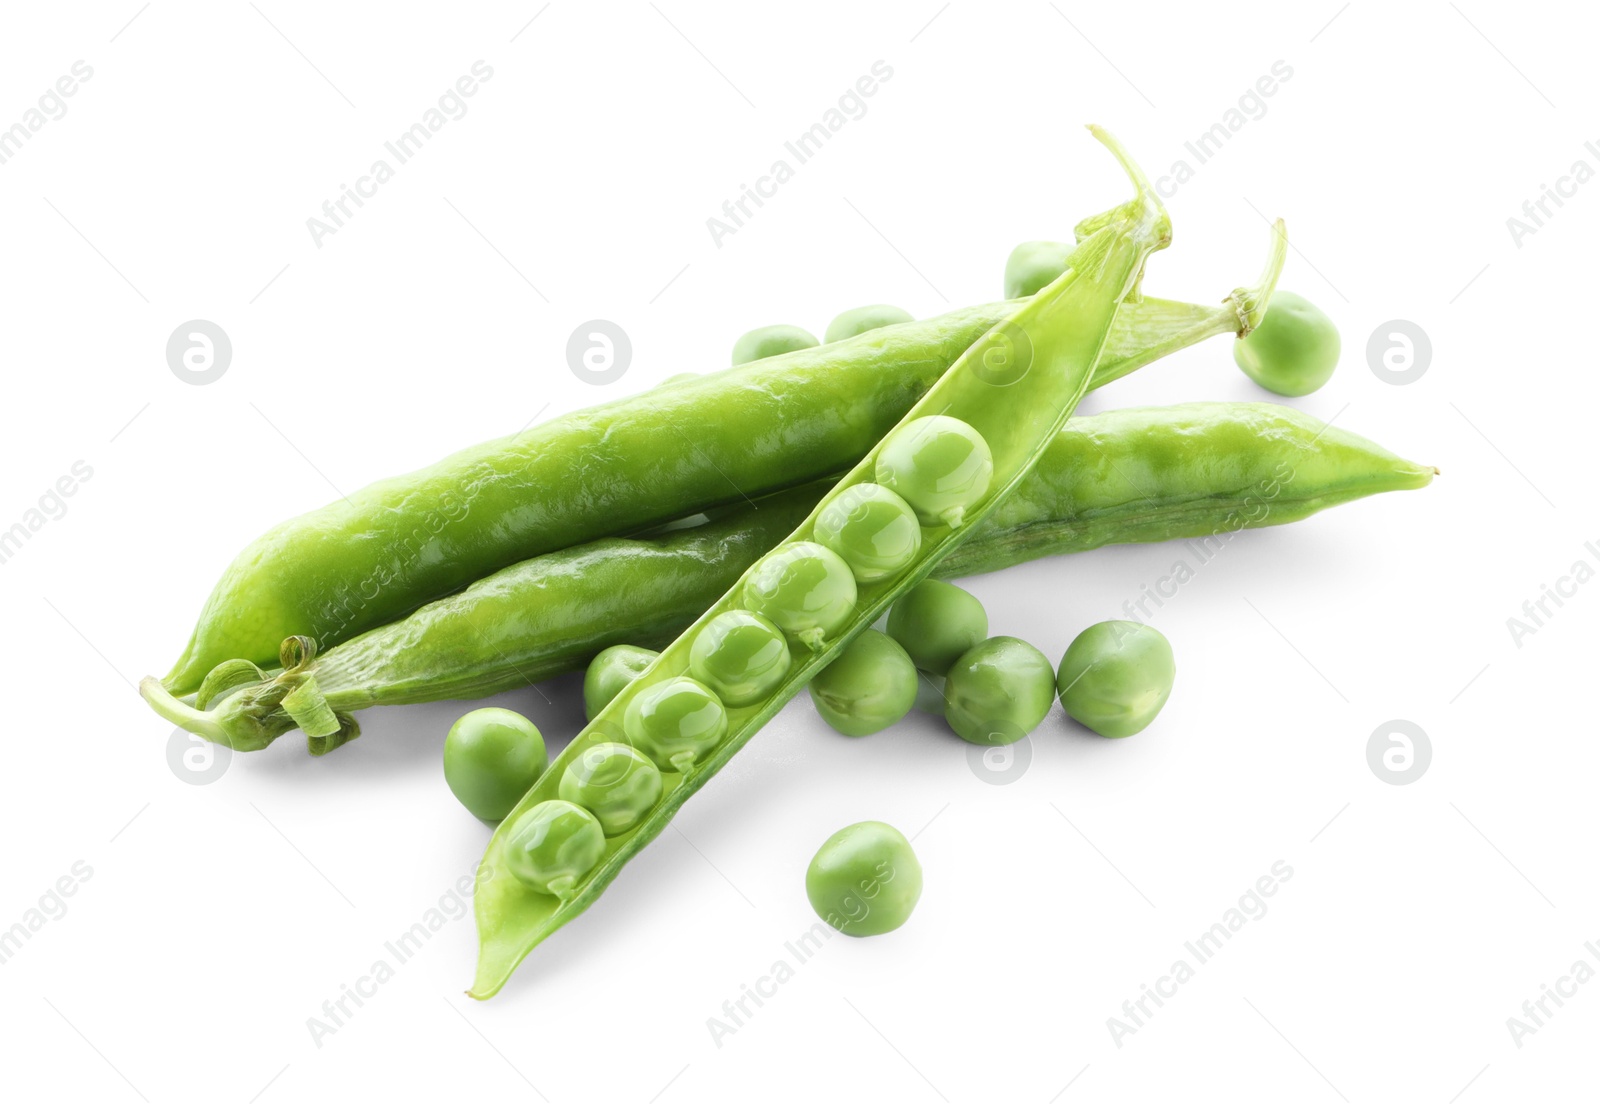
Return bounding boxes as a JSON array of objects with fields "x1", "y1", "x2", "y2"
[{"x1": 0, "y1": 1, "x2": 1591, "y2": 1104}]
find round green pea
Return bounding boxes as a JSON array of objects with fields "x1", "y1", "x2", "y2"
[
  {"x1": 886, "y1": 579, "x2": 988, "y2": 676},
  {"x1": 623, "y1": 675, "x2": 729, "y2": 773},
  {"x1": 442, "y1": 707, "x2": 548, "y2": 822},
  {"x1": 813, "y1": 483, "x2": 922, "y2": 582},
  {"x1": 809, "y1": 630, "x2": 919, "y2": 737},
  {"x1": 1002, "y1": 240, "x2": 1073, "y2": 299},
  {"x1": 806, "y1": 821, "x2": 922, "y2": 937},
  {"x1": 1233, "y1": 291, "x2": 1341, "y2": 397},
  {"x1": 731, "y1": 324, "x2": 818, "y2": 366},
  {"x1": 558, "y1": 742, "x2": 663, "y2": 836},
  {"x1": 503, "y1": 799, "x2": 606, "y2": 899},
  {"x1": 583, "y1": 644, "x2": 659, "y2": 720},
  {"x1": 689, "y1": 610, "x2": 792, "y2": 706},
  {"x1": 1056, "y1": 620, "x2": 1175, "y2": 738},
  {"x1": 875, "y1": 415, "x2": 994, "y2": 528},
  {"x1": 824, "y1": 304, "x2": 914, "y2": 343},
  {"x1": 744, "y1": 541, "x2": 859, "y2": 652},
  {"x1": 944, "y1": 636, "x2": 1056, "y2": 746}
]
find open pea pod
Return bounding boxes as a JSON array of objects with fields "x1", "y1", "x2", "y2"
[{"x1": 470, "y1": 126, "x2": 1175, "y2": 998}]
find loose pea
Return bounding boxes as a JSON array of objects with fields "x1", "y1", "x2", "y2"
[
  {"x1": 689, "y1": 610, "x2": 792, "y2": 706},
  {"x1": 583, "y1": 645, "x2": 659, "y2": 720},
  {"x1": 824, "y1": 304, "x2": 914, "y2": 343},
  {"x1": 558, "y1": 743, "x2": 663, "y2": 836},
  {"x1": 731, "y1": 324, "x2": 819, "y2": 366},
  {"x1": 1002, "y1": 240, "x2": 1073, "y2": 299},
  {"x1": 744, "y1": 541, "x2": 859, "y2": 651},
  {"x1": 813, "y1": 483, "x2": 922, "y2": 582},
  {"x1": 623, "y1": 675, "x2": 728, "y2": 773},
  {"x1": 886, "y1": 579, "x2": 988, "y2": 676},
  {"x1": 875, "y1": 415, "x2": 994, "y2": 528},
  {"x1": 808, "y1": 630, "x2": 919, "y2": 737},
  {"x1": 943, "y1": 636, "x2": 1056, "y2": 745},
  {"x1": 1056, "y1": 620, "x2": 1175, "y2": 738},
  {"x1": 805, "y1": 821, "x2": 923, "y2": 937},
  {"x1": 442, "y1": 708, "x2": 548, "y2": 822},
  {"x1": 503, "y1": 800, "x2": 606, "y2": 899},
  {"x1": 1232, "y1": 291, "x2": 1340, "y2": 397}
]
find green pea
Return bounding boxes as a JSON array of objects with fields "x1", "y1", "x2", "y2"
[
  {"x1": 809, "y1": 630, "x2": 919, "y2": 737},
  {"x1": 689, "y1": 610, "x2": 792, "y2": 706},
  {"x1": 1232, "y1": 291, "x2": 1340, "y2": 397},
  {"x1": 874, "y1": 415, "x2": 994, "y2": 528},
  {"x1": 1002, "y1": 240, "x2": 1073, "y2": 299},
  {"x1": 813, "y1": 483, "x2": 922, "y2": 582},
  {"x1": 824, "y1": 304, "x2": 914, "y2": 343},
  {"x1": 442, "y1": 708, "x2": 548, "y2": 822},
  {"x1": 731, "y1": 324, "x2": 819, "y2": 366},
  {"x1": 623, "y1": 675, "x2": 728, "y2": 772},
  {"x1": 1056, "y1": 620, "x2": 1175, "y2": 738},
  {"x1": 744, "y1": 541, "x2": 859, "y2": 652},
  {"x1": 805, "y1": 820, "x2": 922, "y2": 936},
  {"x1": 944, "y1": 636, "x2": 1056, "y2": 745},
  {"x1": 886, "y1": 579, "x2": 988, "y2": 676},
  {"x1": 583, "y1": 645, "x2": 659, "y2": 720},
  {"x1": 503, "y1": 800, "x2": 606, "y2": 899},
  {"x1": 558, "y1": 743, "x2": 663, "y2": 836}
]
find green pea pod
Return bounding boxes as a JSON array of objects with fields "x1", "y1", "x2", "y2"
[
  {"x1": 158, "y1": 223, "x2": 1284, "y2": 696},
  {"x1": 138, "y1": 403, "x2": 1431, "y2": 753},
  {"x1": 467, "y1": 126, "x2": 1173, "y2": 998}
]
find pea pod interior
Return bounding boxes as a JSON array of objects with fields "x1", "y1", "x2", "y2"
[{"x1": 470, "y1": 126, "x2": 1174, "y2": 998}]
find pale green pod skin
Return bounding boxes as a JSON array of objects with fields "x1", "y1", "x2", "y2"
[
  {"x1": 731, "y1": 324, "x2": 818, "y2": 366},
  {"x1": 503, "y1": 801, "x2": 606, "y2": 899},
  {"x1": 1056, "y1": 621, "x2": 1175, "y2": 738},
  {"x1": 806, "y1": 821, "x2": 923, "y2": 936},
  {"x1": 688, "y1": 611, "x2": 791, "y2": 706},
  {"x1": 814, "y1": 483, "x2": 922, "y2": 582},
  {"x1": 1233, "y1": 290, "x2": 1340, "y2": 397},
  {"x1": 875, "y1": 416, "x2": 995, "y2": 528},
  {"x1": 809, "y1": 630, "x2": 919, "y2": 737},
  {"x1": 944, "y1": 636, "x2": 1057, "y2": 745},
  {"x1": 825, "y1": 304, "x2": 914, "y2": 343},
  {"x1": 584, "y1": 645, "x2": 659, "y2": 720},
  {"x1": 470, "y1": 126, "x2": 1175, "y2": 999},
  {"x1": 886, "y1": 580, "x2": 988, "y2": 676},
  {"x1": 558, "y1": 743, "x2": 664, "y2": 837},
  {"x1": 622, "y1": 676, "x2": 729, "y2": 773},
  {"x1": 743, "y1": 542, "x2": 859, "y2": 652},
  {"x1": 1004, "y1": 241, "x2": 1075, "y2": 299}
]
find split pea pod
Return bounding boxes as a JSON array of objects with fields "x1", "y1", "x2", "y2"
[
  {"x1": 468, "y1": 126, "x2": 1174, "y2": 997},
  {"x1": 138, "y1": 403, "x2": 1433, "y2": 755},
  {"x1": 159, "y1": 226, "x2": 1284, "y2": 696}
]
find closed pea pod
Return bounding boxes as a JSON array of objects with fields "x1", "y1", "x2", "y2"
[{"x1": 470, "y1": 127, "x2": 1176, "y2": 998}]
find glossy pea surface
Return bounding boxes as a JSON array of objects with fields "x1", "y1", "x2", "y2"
[
  {"x1": 731, "y1": 324, "x2": 818, "y2": 366},
  {"x1": 1233, "y1": 291, "x2": 1340, "y2": 397},
  {"x1": 806, "y1": 821, "x2": 923, "y2": 937},
  {"x1": 944, "y1": 636, "x2": 1056, "y2": 745},
  {"x1": 623, "y1": 675, "x2": 728, "y2": 772},
  {"x1": 824, "y1": 304, "x2": 914, "y2": 343},
  {"x1": 813, "y1": 483, "x2": 922, "y2": 582},
  {"x1": 744, "y1": 541, "x2": 859, "y2": 651},
  {"x1": 809, "y1": 630, "x2": 918, "y2": 737},
  {"x1": 689, "y1": 610, "x2": 791, "y2": 706},
  {"x1": 1056, "y1": 620, "x2": 1175, "y2": 738},
  {"x1": 875, "y1": 415, "x2": 994, "y2": 528},
  {"x1": 503, "y1": 800, "x2": 605, "y2": 899},
  {"x1": 886, "y1": 579, "x2": 988, "y2": 676},
  {"x1": 1003, "y1": 240, "x2": 1073, "y2": 299},
  {"x1": 558, "y1": 743, "x2": 663, "y2": 836},
  {"x1": 443, "y1": 708, "x2": 548, "y2": 822},
  {"x1": 583, "y1": 644, "x2": 659, "y2": 720}
]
